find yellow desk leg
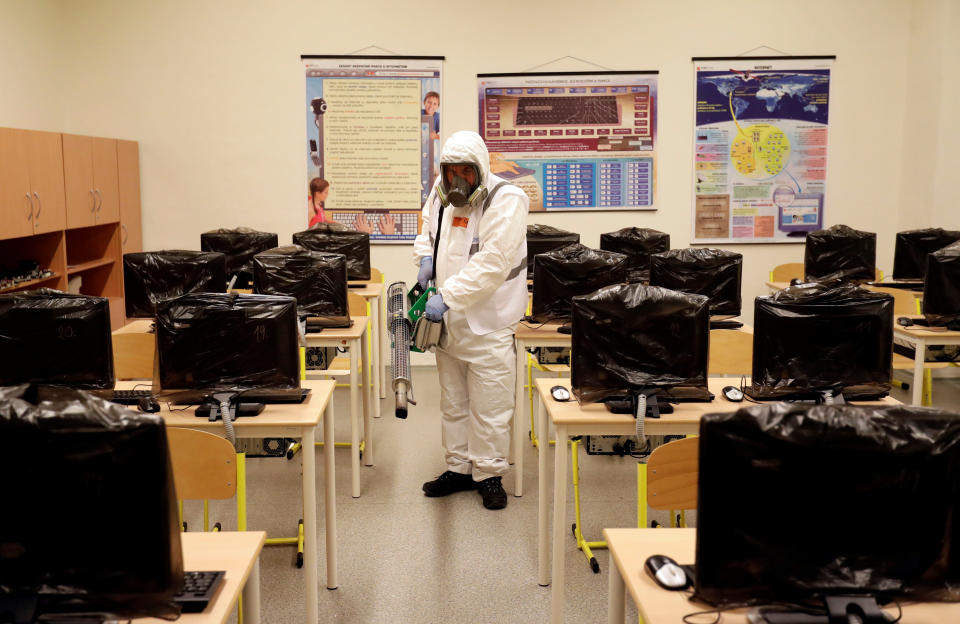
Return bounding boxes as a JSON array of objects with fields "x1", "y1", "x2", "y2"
[{"x1": 637, "y1": 462, "x2": 647, "y2": 529}]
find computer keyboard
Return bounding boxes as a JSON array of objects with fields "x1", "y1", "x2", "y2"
[
  {"x1": 515, "y1": 95, "x2": 619, "y2": 125},
  {"x1": 174, "y1": 570, "x2": 226, "y2": 613},
  {"x1": 105, "y1": 389, "x2": 156, "y2": 405}
]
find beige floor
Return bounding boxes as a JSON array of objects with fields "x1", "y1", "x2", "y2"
[{"x1": 186, "y1": 367, "x2": 960, "y2": 624}]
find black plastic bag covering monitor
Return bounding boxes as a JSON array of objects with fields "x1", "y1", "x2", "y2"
[
  {"x1": 571, "y1": 283, "x2": 711, "y2": 404},
  {"x1": 648, "y1": 247, "x2": 742, "y2": 319},
  {"x1": 695, "y1": 402, "x2": 960, "y2": 616},
  {"x1": 748, "y1": 282, "x2": 893, "y2": 401},
  {"x1": 922, "y1": 241, "x2": 960, "y2": 326},
  {"x1": 200, "y1": 227, "x2": 279, "y2": 287},
  {"x1": 0, "y1": 290, "x2": 114, "y2": 389},
  {"x1": 530, "y1": 243, "x2": 628, "y2": 323},
  {"x1": 253, "y1": 245, "x2": 350, "y2": 327},
  {"x1": 892, "y1": 227, "x2": 960, "y2": 281},
  {"x1": 0, "y1": 384, "x2": 183, "y2": 622},
  {"x1": 599, "y1": 227, "x2": 669, "y2": 282},
  {"x1": 155, "y1": 292, "x2": 301, "y2": 402},
  {"x1": 293, "y1": 223, "x2": 371, "y2": 281},
  {"x1": 804, "y1": 224, "x2": 876, "y2": 283},
  {"x1": 123, "y1": 250, "x2": 228, "y2": 318},
  {"x1": 527, "y1": 224, "x2": 580, "y2": 276}
]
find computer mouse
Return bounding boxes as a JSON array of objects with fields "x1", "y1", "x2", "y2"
[
  {"x1": 789, "y1": 278, "x2": 802, "y2": 286},
  {"x1": 722, "y1": 386, "x2": 744, "y2": 402},
  {"x1": 897, "y1": 316, "x2": 914, "y2": 327},
  {"x1": 138, "y1": 396, "x2": 161, "y2": 413},
  {"x1": 550, "y1": 386, "x2": 571, "y2": 402},
  {"x1": 644, "y1": 554, "x2": 688, "y2": 590}
]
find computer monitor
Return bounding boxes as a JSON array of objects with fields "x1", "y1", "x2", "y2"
[
  {"x1": 571, "y1": 283, "x2": 711, "y2": 409},
  {"x1": 599, "y1": 227, "x2": 669, "y2": 282},
  {"x1": 530, "y1": 243, "x2": 628, "y2": 323},
  {"x1": 0, "y1": 385, "x2": 182, "y2": 622},
  {"x1": 695, "y1": 402, "x2": 960, "y2": 620},
  {"x1": 253, "y1": 245, "x2": 350, "y2": 327},
  {"x1": 293, "y1": 224, "x2": 371, "y2": 281},
  {"x1": 922, "y1": 241, "x2": 960, "y2": 326},
  {"x1": 124, "y1": 250, "x2": 228, "y2": 318},
  {"x1": 527, "y1": 224, "x2": 580, "y2": 277},
  {"x1": 748, "y1": 282, "x2": 893, "y2": 401},
  {"x1": 648, "y1": 248, "x2": 742, "y2": 319},
  {"x1": 804, "y1": 224, "x2": 876, "y2": 283},
  {"x1": 893, "y1": 228, "x2": 960, "y2": 281},
  {"x1": 200, "y1": 227, "x2": 279, "y2": 288},
  {"x1": 155, "y1": 292, "x2": 302, "y2": 402},
  {"x1": 0, "y1": 290, "x2": 114, "y2": 389}
]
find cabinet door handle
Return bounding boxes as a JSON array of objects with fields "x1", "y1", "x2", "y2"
[
  {"x1": 32, "y1": 192, "x2": 41, "y2": 219},
  {"x1": 25, "y1": 193, "x2": 34, "y2": 221},
  {"x1": 89, "y1": 189, "x2": 97, "y2": 212},
  {"x1": 122, "y1": 223, "x2": 128, "y2": 245},
  {"x1": 94, "y1": 189, "x2": 103, "y2": 212}
]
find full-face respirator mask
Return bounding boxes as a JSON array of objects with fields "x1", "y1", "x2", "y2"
[{"x1": 436, "y1": 163, "x2": 487, "y2": 208}]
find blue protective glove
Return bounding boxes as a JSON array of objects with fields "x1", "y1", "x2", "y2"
[
  {"x1": 424, "y1": 293, "x2": 449, "y2": 322},
  {"x1": 418, "y1": 256, "x2": 433, "y2": 290}
]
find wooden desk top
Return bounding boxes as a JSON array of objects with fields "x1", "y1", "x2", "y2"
[
  {"x1": 135, "y1": 531, "x2": 266, "y2": 624},
  {"x1": 517, "y1": 321, "x2": 752, "y2": 342},
  {"x1": 536, "y1": 378, "x2": 900, "y2": 428},
  {"x1": 604, "y1": 528, "x2": 959, "y2": 624},
  {"x1": 305, "y1": 315, "x2": 368, "y2": 340},
  {"x1": 893, "y1": 315, "x2": 960, "y2": 339},
  {"x1": 115, "y1": 379, "x2": 334, "y2": 429}
]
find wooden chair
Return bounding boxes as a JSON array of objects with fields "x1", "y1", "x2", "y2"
[
  {"x1": 708, "y1": 328, "x2": 753, "y2": 376},
  {"x1": 769, "y1": 262, "x2": 804, "y2": 282},
  {"x1": 871, "y1": 286, "x2": 944, "y2": 405},
  {"x1": 166, "y1": 428, "x2": 244, "y2": 532},
  {"x1": 112, "y1": 331, "x2": 155, "y2": 379},
  {"x1": 647, "y1": 436, "x2": 699, "y2": 528}
]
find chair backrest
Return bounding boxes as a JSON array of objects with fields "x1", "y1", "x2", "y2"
[
  {"x1": 647, "y1": 436, "x2": 699, "y2": 511},
  {"x1": 708, "y1": 328, "x2": 753, "y2": 375},
  {"x1": 166, "y1": 428, "x2": 237, "y2": 500},
  {"x1": 867, "y1": 286, "x2": 920, "y2": 315},
  {"x1": 348, "y1": 292, "x2": 367, "y2": 316},
  {"x1": 769, "y1": 262, "x2": 804, "y2": 282},
  {"x1": 112, "y1": 331, "x2": 156, "y2": 380},
  {"x1": 370, "y1": 267, "x2": 383, "y2": 283}
]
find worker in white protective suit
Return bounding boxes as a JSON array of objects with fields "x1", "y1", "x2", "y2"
[{"x1": 413, "y1": 130, "x2": 529, "y2": 510}]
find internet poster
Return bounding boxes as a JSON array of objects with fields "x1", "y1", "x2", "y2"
[
  {"x1": 303, "y1": 55, "x2": 443, "y2": 243},
  {"x1": 691, "y1": 56, "x2": 834, "y2": 244},
  {"x1": 477, "y1": 71, "x2": 658, "y2": 212}
]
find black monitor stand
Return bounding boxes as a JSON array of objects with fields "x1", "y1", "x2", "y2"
[
  {"x1": 603, "y1": 389, "x2": 673, "y2": 417},
  {"x1": 754, "y1": 595, "x2": 889, "y2": 623}
]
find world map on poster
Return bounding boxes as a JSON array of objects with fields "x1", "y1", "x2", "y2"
[{"x1": 697, "y1": 71, "x2": 829, "y2": 125}]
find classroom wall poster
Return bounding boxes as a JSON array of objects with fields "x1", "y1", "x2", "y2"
[
  {"x1": 692, "y1": 56, "x2": 834, "y2": 243},
  {"x1": 303, "y1": 55, "x2": 443, "y2": 243},
  {"x1": 477, "y1": 71, "x2": 657, "y2": 212}
]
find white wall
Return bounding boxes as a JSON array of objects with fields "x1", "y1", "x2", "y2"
[
  {"x1": 0, "y1": 0, "x2": 64, "y2": 129},
  {"x1": 8, "y1": 0, "x2": 957, "y2": 327}
]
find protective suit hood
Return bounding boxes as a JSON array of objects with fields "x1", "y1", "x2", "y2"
[{"x1": 437, "y1": 131, "x2": 491, "y2": 207}]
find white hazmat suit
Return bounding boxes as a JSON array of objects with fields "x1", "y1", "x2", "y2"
[{"x1": 413, "y1": 131, "x2": 529, "y2": 481}]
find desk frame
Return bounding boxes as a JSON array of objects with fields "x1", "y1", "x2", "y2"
[
  {"x1": 894, "y1": 320, "x2": 960, "y2": 405},
  {"x1": 305, "y1": 317, "x2": 371, "y2": 498}
]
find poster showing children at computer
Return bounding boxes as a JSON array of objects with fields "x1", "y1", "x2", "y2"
[
  {"x1": 691, "y1": 56, "x2": 833, "y2": 244},
  {"x1": 476, "y1": 71, "x2": 657, "y2": 212},
  {"x1": 304, "y1": 56, "x2": 443, "y2": 243}
]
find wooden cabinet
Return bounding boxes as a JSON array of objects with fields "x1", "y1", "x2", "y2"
[
  {"x1": 63, "y1": 134, "x2": 120, "y2": 229},
  {"x1": 117, "y1": 139, "x2": 142, "y2": 255},
  {"x1": 0, "y1": 128, "x2": 67, "y2": 240},
  {"x1": 0, "y1": 130, "x2": 140, "y2": 331}
]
